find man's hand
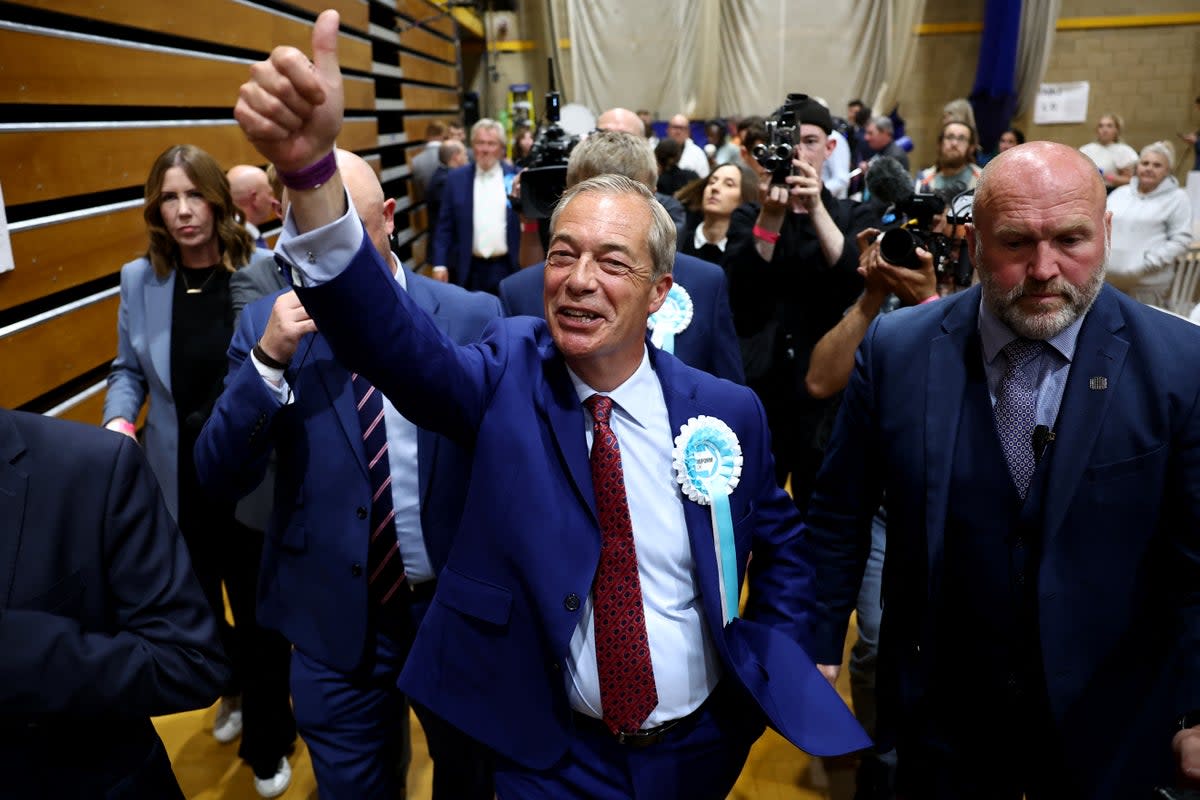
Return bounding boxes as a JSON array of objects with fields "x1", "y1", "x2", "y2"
[
  {"x1": 234, "y1": 10, "x2": 344, "y2": 172},
  {"x1": 1175, "y1": 725, "x2": 1200, "y2": 787},
  {"x1": 431, "y1": 266, "x2": 450, "y2": 283},
  {"x1": 758, "y1": 176, "x2": 790, "y2": 224},
  {"x1": 861, "y1": 240, "x2": 938, "y2": 306},
  {"x1": 259, "y1": 290, "x2": 318, "y2": 364},
  {"x1": 817, "y1": 664, "x2": 841, "y2": 685},
  {"x1": 785, "y1": 158, "x2": 824, "y2": 213}
]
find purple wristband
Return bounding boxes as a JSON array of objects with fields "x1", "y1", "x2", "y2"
[{"x1": 278, "y1": 151, "x2": 337, "y2": 191}]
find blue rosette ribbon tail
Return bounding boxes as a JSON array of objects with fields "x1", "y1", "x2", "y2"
[
  {"x1": 647, "y1": 283, "x2": 693, "y2": 355},
  {"x1": 672, "y1": 415, "x2": 743, "y2": 624}
]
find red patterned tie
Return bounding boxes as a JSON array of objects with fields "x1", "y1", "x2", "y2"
[
  {"x1": 583, "y1": 394, "x2": 658, "y2": 734},
  {"x1": 352, "y1": 373, "x2": 408, "y2": 609}
]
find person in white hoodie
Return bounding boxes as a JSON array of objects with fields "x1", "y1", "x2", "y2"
[{"x1": 1106, "y1": 140, "x2": 1193, "y2": 307}]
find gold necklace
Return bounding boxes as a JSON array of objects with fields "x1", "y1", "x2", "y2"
[{"x1": 179, "y1": 265, "x2": 218, "y2": 295}]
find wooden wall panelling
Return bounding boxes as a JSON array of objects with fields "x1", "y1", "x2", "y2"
[
  {"x1": 51, "y1": 384, "x2": 108, "y2": 426},
  {"x1": 410, "y1": 206, "x2": 428, "y2": 234},
  {"x1": 401, "y1": 84, "x2": 460, "y2": 111},
  {"x1": 0, "y1": 119, "x2": 378, "y2": 206},
  {"x1": 409, "y1": 233, "x2": 428, "y2": 267},
  {"x1": 282, "y1": 0, "x2": 371, "y2": 34},
  {"x1": 399, "y1": 52, "x2": 458, "y2": 87},
  {"x1": 0, "y1": 27, "x2": 375, "y2": 110},
  {"x1": 6, "y1": 0, "x2": 372, "y2": 72},
  {"x1": 394, "y1": 0, "x2": 457, "y2": 38},
  {"x1": 0, "y1": 294, "x2": 120, "y2": 409},
  {"x1": 398, "y1": 26, "x2": 456, "y2": 63},
  {"x1": 2, "y1": 207, "x2": 145, "y2": 314},
  {"x1": 402, "y1": 115, "x2": 459, "y2": 141}
]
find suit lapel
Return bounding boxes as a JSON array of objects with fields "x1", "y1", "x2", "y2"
[
  {"x1": 654, "y1": 351, "x2": 731, "y2": 650},
  {"x1": 1042, "y1": 289, "x2": 1127, "y2": 542},
  {"x1": 145, "y1": 269, "x2": 174, "y2": 393},
  {"x1": 924, "y1": 291, "x2": 977, "y2": 597},
  {"x1": 0, "y1": 412, "x2": 28, "y2": 609},
  {"x1": 537, "y1": 348, "x2": 597, "y2": 524},
  {"x1": 405, "y1": 271, "x2": 449, "y2": 506},
  {"x1": 311, "y1": 333, "x2": 369, "y2": 480}
]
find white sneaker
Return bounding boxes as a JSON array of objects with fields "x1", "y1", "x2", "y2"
[
  {"x1": 253, "y1": 757, "x2": 292, "y2": 799},
  {"x1": 212, "y1": 696, "x2": 243, "y2": 743}
]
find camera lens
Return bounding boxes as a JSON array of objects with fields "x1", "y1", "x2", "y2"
[{"x1": 879, "y1": 228, "x2": 920, "y2": 269}]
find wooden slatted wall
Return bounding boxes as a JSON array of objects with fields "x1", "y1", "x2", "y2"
[{"x1": 0, "y1": 0, "x2": 466, "y2": 423}]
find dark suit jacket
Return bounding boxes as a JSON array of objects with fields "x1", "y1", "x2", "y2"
[
  {"x1": 293, "y1": 233, "x2": 869, "y2": 769},
  {"x1": 431, "y1": 162, "x2": 520, "y2": 286},
  {"x1": 195, "y1": 268, "x2": 501, "y2": 673},
  {"x1": 0, "y1": 410, "x2": 228, "y2": 797},
  {"x1": 804, "y1": 285, "x2": 1200, "y2": 797},
  {"x1": 497, "y1": 253, "x2": 746, "y2": 385}
]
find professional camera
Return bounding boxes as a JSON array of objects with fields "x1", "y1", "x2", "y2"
[
  {"x1": 752, "y1": 93, "x2": 809, "y2": 186},
  {"x1": 867, "y1": 156, "x2": 974, "y2": 286},
  {"x1": 518, "y1": 59, "x2": 580, "y2": 219}
]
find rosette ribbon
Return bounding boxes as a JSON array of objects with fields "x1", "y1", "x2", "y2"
[
  {"x1": 673, "y1": 415, "x2": 743, "y2": 624},
  {"x1": 648, "y1": 283, "x2": 693, "y2": 355}
]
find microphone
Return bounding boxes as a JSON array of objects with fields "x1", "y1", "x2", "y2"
[
  {"x1": 865, "y1": 156, "x2": 914, "y2": 206},
  {"x1": 1032, "y1": 424, "x2": 1055, "y2": 463}
]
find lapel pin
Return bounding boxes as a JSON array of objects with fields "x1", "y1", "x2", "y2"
[{"x1": 1088, "y1": 377, "x2": 1108, "y2": 391}]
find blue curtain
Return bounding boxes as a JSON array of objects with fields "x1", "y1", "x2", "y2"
[{"x1": 970, "y1": 0, "x2": 1022, "y2": 153}]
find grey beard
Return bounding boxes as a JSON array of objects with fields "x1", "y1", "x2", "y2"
[{"x1": 979, "y1": 247, "x2": 1108, "y2": 341}]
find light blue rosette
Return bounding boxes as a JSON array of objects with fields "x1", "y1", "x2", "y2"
[
  {"x1": 647, "y1": 282, "x2": 693, "y2": 355},
  {"x1": 672, "y1": 415, "x2": 743, "y2": 624}
]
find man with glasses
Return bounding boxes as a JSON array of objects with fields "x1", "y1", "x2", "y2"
[
  {"x1": 667, "y1": 114, "x2": 710, "y2": 178},
  {"x1": 916, "y1": 121, "x2": 982, "y2": 194}
]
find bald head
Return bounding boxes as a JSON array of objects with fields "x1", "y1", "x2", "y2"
[
  {"x1": 597, "y1": 107, "x2": 645, "y2": 138},
  {"x1": 970, "y1": 140, "x2": 1110, "y2": 341},
  {"x1": 226, "y1": 164, "x2": 275, "y2": 225},
  {"x1": 334, "y1": 149, "x2": 397, "y2": 269},
  {"x1": 974, "y1": 141, "x2": 1106, "y2": 225},
  {"x1": 667, "y1": 114, "x2": 691, "y2": 144}
]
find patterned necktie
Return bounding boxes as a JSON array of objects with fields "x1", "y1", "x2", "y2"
[
  {"x1": 993, "y1": 339, "x2": 1046, "y2": 499},
  {"x1": 583, "y1": 394, "x2": 658, "y2": 734},
  {"x1": 352, "y1": 373, "x2": 408, "y2": 609}
]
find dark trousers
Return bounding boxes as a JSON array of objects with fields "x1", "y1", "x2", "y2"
[
  {"x1": 494, "y1": 681, "x2": 764, "y2": 799},
  {"x1": 466, "y1": 255, "x2": 513, "y2": 296},
  {"x1": 178, "y1": 499, "x2": 296, "y2": 777}
]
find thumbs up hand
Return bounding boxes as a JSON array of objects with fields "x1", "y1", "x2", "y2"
[{"x1": 235, "y1": 9, "x2": 344, "y2": 172}]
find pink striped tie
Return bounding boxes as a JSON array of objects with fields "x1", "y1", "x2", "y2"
[{"x1": 352, "y1": 373, "x2": 407, "y2": 609}]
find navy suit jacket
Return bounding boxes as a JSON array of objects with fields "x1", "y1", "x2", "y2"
[
  {"x1": 195, "y1": 267, "x2": 501, "y2": 673},
  {"x1": 804, "y1": 285, "x2": 1200, "y2": 797},
  {"x1": 431, "y1": 162, "x2": 520, "y2": 285},
  {"x1": 0, "y1": 410, "x2": 227, "y2": 797},
  {"x1": 497, "y1": 253, "x2": 746, "y2": 385},
  {"x1": 293, "y1": 233, "x2": 869, "y2": 769}
]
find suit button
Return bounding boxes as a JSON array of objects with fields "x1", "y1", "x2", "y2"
[
  {"x1": 351, "y1": 563, "x2": 363, "y2": 577},
  {"x1": 356, "y1": 506, "x2": 368, "y2": 519},
  {"x1": 563, "y1": 593, "x2": 580, "y2": 612},
  {"x1": 549, "y1": 661, "x2": 560, "y2": 672}
]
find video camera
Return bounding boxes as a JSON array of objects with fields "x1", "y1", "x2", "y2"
[
  {"x1": 752, "y1": 93, "x2": 810, "y2": 186},
  {"x1": 518, "y1": 59, "x2": 581, "y2": 220},
  {"x1": 867, "y1": 156, "x2": 974, "y2": 287}
]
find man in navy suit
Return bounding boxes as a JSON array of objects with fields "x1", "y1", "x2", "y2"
[
  {"x1": 233, "y1": 14, "x2": 868, "y2": 798},
  {"x1": 430, "y1": 117, "x2": 520, "y2": 293},
  {"x1": 804, "y1": 141, "x2": 1200, "y2": 798},
  {"x1": 498, "y1": 129, "x2": 745, "y2": 385},
  {"x1": 0, "y1": 409, "x2": 228, "y2": 798},
  {"x1": 195, "y1": 150, "x2": 501, "y2": 799}
]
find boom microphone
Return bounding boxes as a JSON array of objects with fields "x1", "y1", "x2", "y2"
[{"x1": 866, "y1": 156, "x2": 914, "y2": 206}]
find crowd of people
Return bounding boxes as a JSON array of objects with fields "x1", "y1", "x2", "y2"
[{"x1": 7, "y1": 9, "x2": 1200, "y2": 800}]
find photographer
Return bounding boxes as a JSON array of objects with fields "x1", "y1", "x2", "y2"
[{"x1": 725, "y1": 94, "x2": 880, "y2": 514}]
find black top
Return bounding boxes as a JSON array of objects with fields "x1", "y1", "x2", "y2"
[{"x1": 170, "y1": 265, "x2": 234, "y2": 522}]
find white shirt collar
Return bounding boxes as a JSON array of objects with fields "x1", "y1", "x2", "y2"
[
  {"x1": 390, "y1": 252, "x2": 408, "y2": 292},
  {"x1": 693, "y1": 222, "x2": 727, "y2": 252},
  {"x1": 566, "y1": 348, "x2": 656, "y2": 431}
]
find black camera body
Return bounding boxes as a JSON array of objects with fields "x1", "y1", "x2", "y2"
[
  {"x1": 518, "y1": 61, "x2": 581, "y2": 220},
  {"x1": 752, "y1": 93, "x2": 812, "y2": 185},
  {"x1": 878, "y1": 192, "x2": 948, "y2": 270}
]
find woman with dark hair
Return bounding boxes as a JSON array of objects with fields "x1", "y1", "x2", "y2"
[
  {"x1": 678, "y1": 161, "x2": 761, "y2": 267},
  {"x1": 103, "y1": 144, "x2": 296, "y2": 798},
  {"x1": 998, "y1": 127, "x2": 1025, "y2": 152},
  {"x1": 511, "y1": 124, "x2": 535, "y2": 166},
  {"x1": 655, "y1": 137, "x2": 699, "y2": 196}
]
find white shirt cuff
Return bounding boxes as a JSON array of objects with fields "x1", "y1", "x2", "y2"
[
  {"x1": 275, "y1": 186, "x2": 365, "y2": 287},
  {"x1": 251, "y1": 350, "x2": 292, "y2": 404}
]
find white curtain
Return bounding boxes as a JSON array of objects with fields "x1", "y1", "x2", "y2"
[
  {"x1": 564, "y1": 0, "x2": 928, "y2": 119},
  {"x1": 1013, "y1": 0, "x2": 1060, "y2": 117}
]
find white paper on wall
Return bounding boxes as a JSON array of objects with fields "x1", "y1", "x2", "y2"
[
  {"x1": 0, "y1": 182, "x2": 12, "y2": 274},
  {"x1": 1033, "y1": 81, "x2": 1090, "y2": 125}
]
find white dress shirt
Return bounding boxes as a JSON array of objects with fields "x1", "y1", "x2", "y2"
[
  {"x1": 564, "y1": 350, "x2": 722, "y2": 727},
  {"x1": 678, "y1": 138, "x2": 711, "y2": 179},
  {"x1": 472, "y1": 164, "x2": 509, "y2": 259}
]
